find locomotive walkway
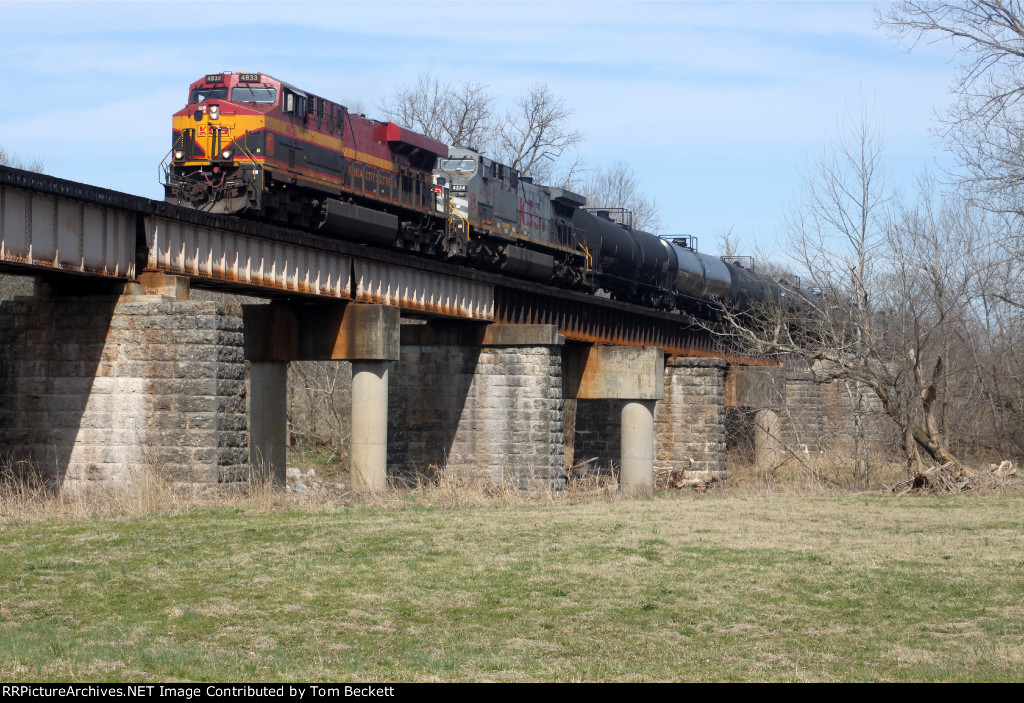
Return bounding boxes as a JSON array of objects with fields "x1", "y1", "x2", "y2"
[{"x1": 0, "y1": 166, "x2": 786, "y2": 495}]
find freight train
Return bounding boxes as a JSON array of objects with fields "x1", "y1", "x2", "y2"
[{"x1": 162, "y1": 72, "x2": 801, "y2": 318}]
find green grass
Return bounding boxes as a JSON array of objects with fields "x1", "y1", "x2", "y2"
[{"x1": 1, "y1": 493, "x2": 1023, "y2": 681}]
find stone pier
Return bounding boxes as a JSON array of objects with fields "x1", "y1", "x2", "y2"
[
  {"x1": 820, "y1": 375, "x2": 897, "y2": 461},
  {"x1": 388, "y1": 323, "x2": 565, "y2": 490},
  {"x1": 0, "y1": 276, "x2": 248, "y2": 493},
  {"x1": 654, "y1": 356, "x2": 729, "y2": 486},
  {"x1": 782, "y1": 370, "x2": 824, "y2": 457},
  {"x1": 572, "y1": 355, "x2": 726, "y2": 488},
  {"x1": 723, "y1": 364, "x2": 787, "y2": 473}
]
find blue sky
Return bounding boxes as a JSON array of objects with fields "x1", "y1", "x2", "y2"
[{"x1": 0, "y1": 0, "x2": 957, "y2": 257}]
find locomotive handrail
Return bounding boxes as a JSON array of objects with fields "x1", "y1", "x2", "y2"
[
  {"x1": 577, "y1": 242, "x2": 594, "y2": 270},
  {"x1": 234, "y1": 138, "x2": 265, "y2": 192},
  {"x1": 448, "y1": 197, "x2": 470, "y2": 241},
  {"x1": 158, "y1": 148, "x2": 173, "y2": 188}
]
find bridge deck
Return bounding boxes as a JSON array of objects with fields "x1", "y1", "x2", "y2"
[{"x1": 0, "y1": 165, "x2": 741, "y2": 359}]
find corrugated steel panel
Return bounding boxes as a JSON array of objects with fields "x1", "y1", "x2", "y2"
[
  {"x1": 145, "y1": 217, "x2": 351, "y2": 297},
  {"x1": 0, "y1": 184, "x2": 134, "y2": 277},
  {"x1": 354, "y1": 260, "x2": 494, "y2": 319}
]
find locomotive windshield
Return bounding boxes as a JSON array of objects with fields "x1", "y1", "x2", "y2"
[
  {"x1": 437, "y1": 158, "x2": 476, "y2": 175},
  {"x1": 232, "y1": 86, "x2": 277, "y2": 103},
  {"x1": 191, "y1": 87, "x2": 228, "y2": 103}
]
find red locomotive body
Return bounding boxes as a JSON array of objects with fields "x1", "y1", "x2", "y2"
[{"x1": 163, "y1": 72, "x2": 448, "y2": 238}]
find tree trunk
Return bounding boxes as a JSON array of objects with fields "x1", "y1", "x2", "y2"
[
  {"x1": 857, "y1": 369, "x2": 962, "y2": 472},
  {"x1": 919, "y1": 357, "x2": 963, "y2": 469},
  {"x1": 910, "y1": 423, "x2": 962, "y2": 468}
]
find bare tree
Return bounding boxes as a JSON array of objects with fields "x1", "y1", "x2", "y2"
[
  {"x1": 0, "y1": 145, "x2": 43, "y2": 173},
  {"x1": 381, "y1": 75, "x2": 585, "y2": 185},
  {"x1": 288, "y1": 361, "x2": 352, "y2": 456},
  {"x1": 879, "y1": 2, "x2": 1024, "y2": 214},
  {"x1": 717, "y1": 227, "x2": 740, "y2": 260},
  {"x1": 494, "y1": 83, "x2": 584, "y2": 184},
  {"x1": 717, "y1": 110, "x2": 980, "y2": 473},
  {"x1": 382, "y1": 74, "x2": 662, "y2": 236},
  {"x1": 577, "y1": 161, "x2": 662, "y2": 233},
  {"x1": 378, "y1": 73, "x2": 495, "y2": 149},
  {"x1": 955, "y1": 242, "x2": 1024, "y2": 456}
]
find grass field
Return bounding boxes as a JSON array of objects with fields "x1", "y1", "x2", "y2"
[{"x1": 1, "y1": 491, "x2": 1023, "y2": 682}]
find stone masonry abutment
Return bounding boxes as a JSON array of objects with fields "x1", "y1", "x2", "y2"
[{"x1": 0, "y1": 275, "x2": 247, "y2": 492}]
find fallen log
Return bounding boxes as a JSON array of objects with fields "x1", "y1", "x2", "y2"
[
  {"x1": 893, "y1": 462, "x2": 975, "y2": 495},
  {"x1": 653, "y1": 467, "x2": 722, "y2": 493}
]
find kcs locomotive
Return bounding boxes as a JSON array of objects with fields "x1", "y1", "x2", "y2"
[{"x1": 163, "y1": 71, "x2": 798, "y2": 318}]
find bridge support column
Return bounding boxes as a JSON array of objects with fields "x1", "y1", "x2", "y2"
[
  {"x1": 248, "y1": 362, "x2": 288, "y2": 486},
  {"x1": 620, "y1": 400, "x2": 656, "y2": 497},
  {"x1": 351, "y1": 361, "x2": 389, "y2": 491},
  {"x1": 243, "y1": 302, "x2": 399, "y2": 492},
  {"x1": 565, "y1": 345, "x2": 664, "y2": 498},
  {"x1": 754, "y1": 408, "x2": 784, "y2": 473},
  {"x1": 389, "y1": 323, "x2": 565, "y2": 490}
]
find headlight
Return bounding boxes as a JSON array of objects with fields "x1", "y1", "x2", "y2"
[
  {"x1": 221, "y1": 150, "x2": 232, "y2": 160},
  {"x1": 209, "y1": 105, "x2": 219, "y2": 120},
  {"x1": 173, "y1": 151, "x2": 184, "y2": 160}
]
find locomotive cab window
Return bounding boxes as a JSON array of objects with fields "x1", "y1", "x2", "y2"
[
  {"x1": 191, "y1": 87, "x2": 228, "y2": 103},
  {"x1": 283, "y1": 90, "x2": 306, "y2": 116},
  {"x1": 437, "y1": 158, "x2": 476, "y2": 175},
  {"x1": 231, "y1": 86, "x2": 277, "y2": 103}
]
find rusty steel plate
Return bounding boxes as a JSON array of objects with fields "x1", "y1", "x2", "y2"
[
  {"x1": 353, "y1": 259, "x2": 494, "y2": 320},
  {"x1": 146, "y1": 217, "x2": 352, "y2": 297}
]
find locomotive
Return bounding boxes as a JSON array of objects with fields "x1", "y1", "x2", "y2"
[{"x1": 163, "y1": 71, "x2": 800, "y2": 318}]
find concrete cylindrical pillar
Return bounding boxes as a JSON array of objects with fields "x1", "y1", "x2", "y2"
[
  {"x1": 351, "y1": 361, "x2": 390, "y2": 492},
  {"x1": 620, "y1": 400, "x2": 655, "y2": 497},
  {"x1": 249, "y1": 361, "x2": 288, "y2": 486},
  {"x1": 754, "y1": 408, "x2": 784, "y2": 471}
]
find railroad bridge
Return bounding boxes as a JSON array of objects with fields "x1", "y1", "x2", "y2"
[{"x1": 0, "y1": 166, "x2": 818, "y2": 496}]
